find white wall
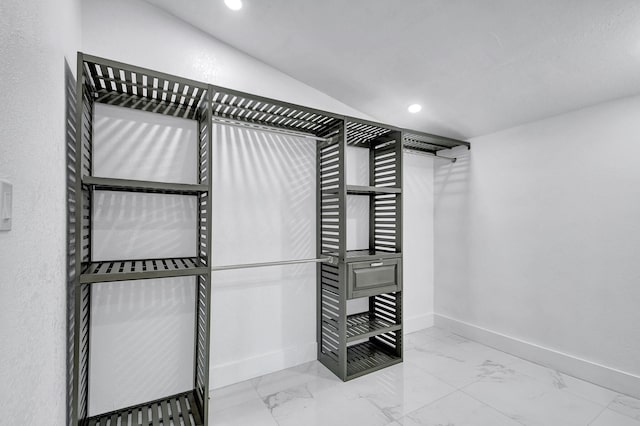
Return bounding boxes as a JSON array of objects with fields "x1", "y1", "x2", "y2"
[
  {"x1": 435, "y1": 95, "x2": 640, "y2": 398},
  {"x1": 210, "y1": 125, "x2": 317, "y2": 388},
  {"x1": 0, "y1": 0, "x2": 80, "y2": 423},
  {"x1": 403, "y1": 153, "x2": 436, "y2": 332}
]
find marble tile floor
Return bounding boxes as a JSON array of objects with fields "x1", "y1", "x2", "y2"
[{"x1": 210, "y1": 327, "x2": 640, "y2": 426}]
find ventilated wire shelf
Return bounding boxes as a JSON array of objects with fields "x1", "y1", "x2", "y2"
[
  {"x1": 83, "y1": 177, "x2": 208, "y2": 195},
  {"x1": 81, "y1": 54, "x2": 209, "y2": 120},
  {"x1": 346, "y1": 341, "x2": 401, "y2": 378},
  {"x1": 80, "y1": 258, "x2": 209, "y2": 283},
  {"x1": 403, "y1": 132, "x2": 469, "y2": 154},
  {"x1": 346, "y1": 313, "x2": 401, "y2": 342},
  {"x1": 321, "y1": 312, "x2": 400, "y2": 342},
  {"x1": 210, "y1": 87, "x2": 341, "y2": 138},
  {"x1": 346, "y1": 185, "x2": 401, "y2": 195},
  {"x1": 87, "y1": 390, "x2": 203, "y2": 426}
]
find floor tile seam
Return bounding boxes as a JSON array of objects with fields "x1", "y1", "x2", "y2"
[
  {"x1": 394, "y1": 388, "x2": 459, "y2": 423},
  {"x1": 394, "y1": 357, "x2": 463, "y2": 389},
  {"x1": 400, "y1": 356, "x2": 468, "y2": 390},
  {"x1": 357, "y1": 391, "x2": 410, "y2": 424},
  {"x1": 587, "y1": 405, "x2": 610, "y2": 425},
  {"x1": 457, "y1": 387, "x2": 528, "y2": 426},
  {"x1": 461, "y1": 371, "x2": 612, "y2": 419}
]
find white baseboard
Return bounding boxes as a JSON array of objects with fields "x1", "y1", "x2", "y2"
[
  {"x1": 404, "y1": 313, "x2": 434, "y2": 335},
  {"x1": 435, "y1": 314, "x2": 640, "y2": 399},
  {"x1": 210, "y1": 342, "x2": 317, "y2": 390},
  {"x1": 210, "y1": 312, "x2": 436, "y2": 390}
]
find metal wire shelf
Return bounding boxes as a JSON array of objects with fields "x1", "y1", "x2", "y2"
[
  {"x1": 83, "y1": 177, "x2": 208, "y2": 195},
  {"x1": 80, "y1": 258, "x2": 209, "y2": 284},
  {"x1": 346, "y1": 341, "x2": 402, "y2": 379},
  {"x1": 86, "y1": 390, "x2": 203, "y2": 426}
]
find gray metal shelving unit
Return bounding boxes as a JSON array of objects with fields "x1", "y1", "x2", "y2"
[
  {"x1": 69, "y1": 53, "x2": 213, "y2": 426},
  {"x1": 317, "y1": 119, "x2": 405, "y2": 381},
  {"x1": 317, "y1": 119, "x2": 469, "y2": 381},
  {"x1": 67, "y1": 52, "x2": 470, "y2": 423}
]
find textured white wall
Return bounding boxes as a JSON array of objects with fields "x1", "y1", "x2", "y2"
[
  {"x1": 0, "y1": 0, "x2": 80, "y2": 423},
  {"x1": 435, "y1": 95, "x2": 640, "y2": 395}
]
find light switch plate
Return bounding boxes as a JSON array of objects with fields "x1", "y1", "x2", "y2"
[{"x1": 0, "y1": 180, "x2": 12, "y2": 231}]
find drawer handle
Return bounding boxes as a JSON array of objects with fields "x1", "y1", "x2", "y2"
[{"x1": 370, "y1": 262, "x2": 384, "y2": 267}]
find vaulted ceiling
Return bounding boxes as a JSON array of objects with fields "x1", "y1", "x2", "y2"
[{"x1": 146, "y1": 0, "x2": 640, "y2": 139}]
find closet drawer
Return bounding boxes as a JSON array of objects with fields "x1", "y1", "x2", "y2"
[{"x1": 347, "y1": 258, "x2": 401, "y2": 299}]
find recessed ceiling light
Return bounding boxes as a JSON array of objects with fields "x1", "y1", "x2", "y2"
[
  {"x1": 224, "y1": 0, "x2": 242, "y2": 11},
  {"x1": 408, "y1": 104, "x2": 422, "y2": 113}
]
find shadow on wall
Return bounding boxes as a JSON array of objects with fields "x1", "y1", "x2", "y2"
[
  {"x1": 211, "y1": 123, "x2": 316, "y2": 287},
  {"x1": 86, "y1": 103, "x2": 203, "y2": 414},
  {"x1": 434, "y1": 146, "x2": 472, "y2": 314},
  {"x1": 435, "y1": 147, "x2": 472, "y2": 201},
  {"x1": 209, "y1": 124, "x2": 318, "y2": 383}
]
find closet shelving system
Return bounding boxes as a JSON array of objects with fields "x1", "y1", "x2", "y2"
[
  {"x1": 70, "y1": 53, "x2": 213, "y2": 426},
  {"x1": 316, "y1": 119, "x2": 468, "y2": 380},
  {"x1": 68, "y1": 52, "x2": 469, "y2": 425}
]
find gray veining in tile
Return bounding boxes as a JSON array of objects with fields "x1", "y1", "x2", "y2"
[
  {"x1": 403, "y1": 338, "x2": 521, "y2": 389},
  {"x1": 463, "y1": 366, "x2": 604, "y2": 426},
  {"x1": 507, "y1": 358, "x2": 620, "y2": 407},
  {"x1": 265, "y1": 383, "x2": 392, "y2": 426},
  {"x1": 207, "y1": 327, "x2": 635, "y2": 426},
  {"x1": 398, "y1": 391, "x2": 521, "y2": 426},
  {"x1": 590, "y1": 408, "x2": 640, "y2": 426},
  {"x1": 251, "y1": 360, "x2": 341, "y2": 398},
  {"x1": 211, "y1": 397, "x2": 278, "y2": 426}
]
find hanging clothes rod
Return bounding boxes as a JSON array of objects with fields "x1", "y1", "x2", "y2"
[
  {"x1": 403, "y1": 148, "x2": 457, "y2": 163},
  {"x1": 211, "y1": 256, "x2": 333, "y2": 271},
  {"x1": 212, "y1": 116, "x2": 333, "y2": 142}
]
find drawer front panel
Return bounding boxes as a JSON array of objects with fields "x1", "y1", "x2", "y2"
[{"x1": 347, "y1": 259, "x2": 401, "y2": 299}]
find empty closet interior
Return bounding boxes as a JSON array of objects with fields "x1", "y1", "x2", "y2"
[{"x1": 68, "y1": 52, "x2": 468, "y2": 426}]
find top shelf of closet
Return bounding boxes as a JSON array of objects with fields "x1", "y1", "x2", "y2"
[
  {"x1": 403, "y1": 131, "x2": 470, "y2": 155},
  {"x1": 81, "y1": 54, "x2": 210, "y2": 121},
  {"x1": 79, "y1": 53, "x2": 470, "y2": 149},
  {"x1": 83, "y1": 177, "x2": 208, "y2": 195}
]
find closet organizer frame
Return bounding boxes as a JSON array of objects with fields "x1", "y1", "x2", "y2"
[
  {"x1": 68, "y1": 52, "x2": 470, "y2": 425},
  {"x1": 318, "y1": 118, "x2": 404, "y2": 380},
  {"x1": 315, "y1": 120, "x2": 468, "y2": 381},
  {"x1": 70, "y1": 53, "x2": 213, "y2": 426}
]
